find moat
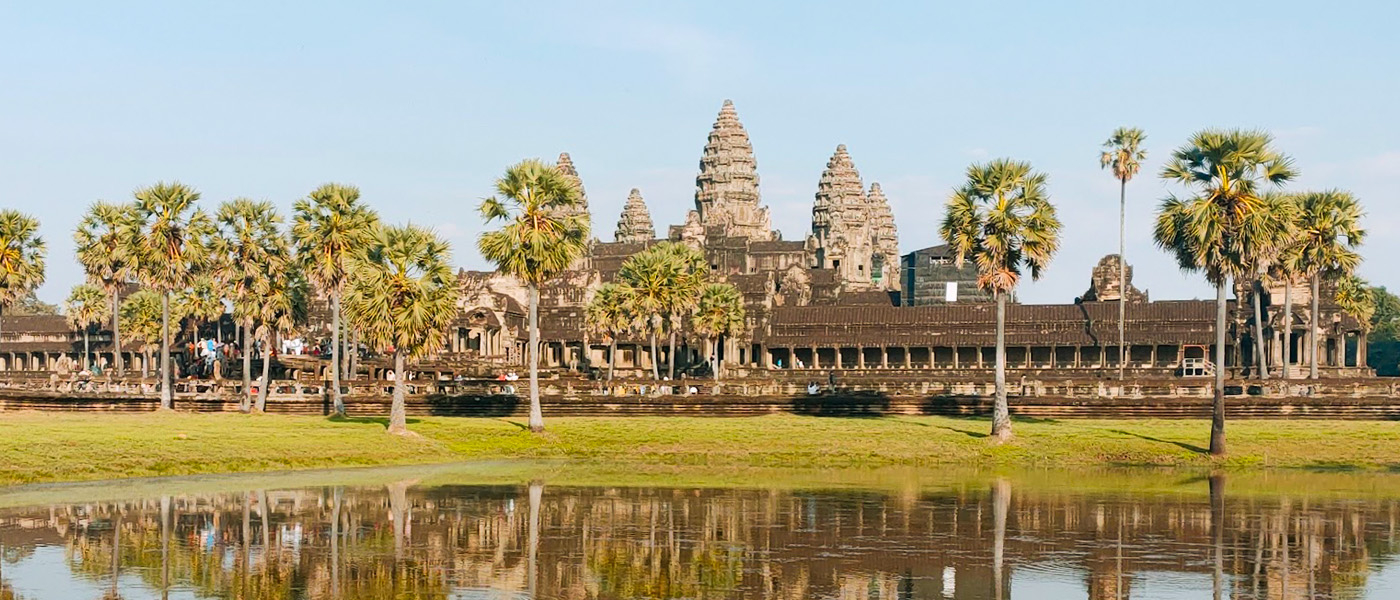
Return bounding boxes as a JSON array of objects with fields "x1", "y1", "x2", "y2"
[{"x1": 2, "y1": 466, "x2": 1398, "y2": 599}]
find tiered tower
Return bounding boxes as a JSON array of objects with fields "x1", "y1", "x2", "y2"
[
  {"x1": 690, "y1": 100, "x2": 773, "y2": 240},
  {"x1": 866, "y1": 183, "x2": 901, "y2": 289},
  {"x1": 614, "y1": 188, "x2": 656, "y2": 244},
  {"x1": 554, "y1": 152, "x2": 590, "y2": 222},
  {"x1": 811, "y1": 145, "x2": 899, "y2": 290}
]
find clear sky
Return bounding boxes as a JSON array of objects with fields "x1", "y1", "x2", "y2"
[{"x1": 4, "y1": 1, "x2": 1397, "y2": 305}]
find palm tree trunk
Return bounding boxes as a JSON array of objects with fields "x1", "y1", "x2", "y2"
[
  {"x1": 607, "y1": 339, "x2": 616, "y2": 382},
  {"x1": 710, "y1": 336, "x2": 719, "y2": 382},
  {"x1": 110, "y1": 513, "x2": 121, "y2": 597},
  {"x1": 241, "y1": 323, "x2": 252, "y2": 412},
  {"x1": 112, "y1": 292, "x2": 123, "y2": 377},
  {"x1": 1253, "y1": 277, "x2": 1269, "y2": 379},
  {"x1": 387, "y1": 481, "x2": 409, "y2": 561},
  {"x1": 1211, "y1": 280, "x2": 1227, "y2": 456},
  {"x1": 331, "y1": 292, "x2": 345, "y2": 418},
  {"x1": 528, "y1": 480, "x2": 543, "y2": 599},
  {"x1": 991, "y1": 478, "x2": 1010, "y2": 600},
  {"x1": 388, "y1": 351, "x2": 407, "y2": 434},
  {"x1": 1118, "y1": 177, "x2": 1127, "y2": 381},
  {"x1": 160, "y1": 291, "x2": 173, "y2": 410},
  {"x1": 256, "y1": 339, "x2": 271, "y2": 412},
  {"x1": 1283, "y1": 282, "x2": 1293, "y2": 380},
  {"x1": 349, "y1": 329, "x2": 359, "y2": 380},
  {"x1": 649, "y1": 327, "x2": 660, "y2": 382},
  {"x1": 991, "y1": 292, "x2": 1012, "y2": 441},
  {"x1": 667, "y1": 327, "x2": 677, "y2": 380},
  {"x1": 1310, "y1": 273, "x2": 1321, "y2": 379},
  {"x1": 527, "y1": 283, "x2": 544, "y2": 433},
  {"x1": 1210, "y1": 473, "x2": 1225, "y2": 600},
  {"x1": 160, "y1": 495, "x2": 171, "y2": 600},
  {"x1": 330, "y1": 487, "x2": 341, "y2": 598}
]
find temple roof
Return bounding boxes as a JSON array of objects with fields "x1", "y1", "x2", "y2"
[{"x1": 762, "y1": 300, "x2": 1221, "y2": 347}]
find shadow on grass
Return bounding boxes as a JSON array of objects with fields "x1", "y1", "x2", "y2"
[
  {"x1": 498, "y1": 419, "x2": 529, "y2": 432},
  {"x1": 1109, "y1": 429, "x2": 1209, "y2": 455},
  {"x1": 326, "y1": 415, "x2": 427, "y2": 429},
  {"x1": 931, "y1": 424, "x2": 988, "y2": 439}
]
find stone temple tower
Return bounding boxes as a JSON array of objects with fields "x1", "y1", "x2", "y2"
[
  {"x1": 690, "y1": 100, "x2": 773, "y2": 241},
  {"x1": 614, "y1": 188, "x2": 656, "y2": 244},
  {"x1": 554, "y1": 152, "x2": 590, "y2": 222},
  {"x1": 866, "y1": 182, "x2": 901, "y2": 289},
  {"x1": 811, "y1": 145, "x2": 900, "y2": 291}
]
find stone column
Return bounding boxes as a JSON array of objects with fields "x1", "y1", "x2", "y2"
[
  {"x1": 835, "y1": 348, "x2": 843, "y2": 370},
  {"x1": 903, "y1": 347, "x2": 911, "y2": 369},
  {"x1": 856, "y1": 346, "x2": 865, "y2": 369},
  {"x1": 881, "y1": 347, "x2": 889, "y2": 368},
  {"x1": 811, "y1": 347, "x2": 820, "y2": 369},
  {"x1": 952, "y1": 346, "x2": 960, "y2": 369}
]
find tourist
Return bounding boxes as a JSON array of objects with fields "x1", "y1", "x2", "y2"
[{"x1": 807, "y1": 381, "x2": 820, "y2": 396}]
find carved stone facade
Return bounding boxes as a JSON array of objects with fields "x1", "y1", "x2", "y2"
[
  {"x1": 614, "y1": 188, "x2": 656, "y2": 244},
  {"x1": 810, "y1": 145, "x2": 900, "y2": 291},
  {"x1": 554, "y1": 152, "x2": 589, "y2": 222},
  {"x1": 685, "y1": 99, "x2": 773, "y2": 241},
  {"x1": 1082, "y1": 255, "x2": 1147, "y2": 302}
]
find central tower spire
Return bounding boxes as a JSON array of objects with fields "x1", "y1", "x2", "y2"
[{"x1": 692, "y1": 99, "x2": 773, "y2": 240}]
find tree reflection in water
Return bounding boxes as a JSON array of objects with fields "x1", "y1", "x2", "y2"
[{"x1": 0, "y1": 475, "x2": 1397, "y2": 598}]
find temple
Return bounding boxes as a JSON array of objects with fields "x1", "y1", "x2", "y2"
[{"x1": 0, "y1": 100, "x2": 1374, "y2": 381}]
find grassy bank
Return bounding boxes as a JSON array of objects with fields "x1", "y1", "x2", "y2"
[{"x1": 2, "y1": 412, "x2": 1399, "y2": 486}]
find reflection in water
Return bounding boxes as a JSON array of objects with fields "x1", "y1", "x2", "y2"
[{"x1": 0, "y1": 473, "x2": 1398, "y2": 599}]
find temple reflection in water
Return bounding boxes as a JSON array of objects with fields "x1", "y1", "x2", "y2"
[{"x1": 2, "y1": 476, "x2": 1398, "y2": 599}]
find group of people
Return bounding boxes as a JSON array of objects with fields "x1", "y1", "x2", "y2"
[{"x1": 182, "y1": 337, "x2": 238, "y2": 379}]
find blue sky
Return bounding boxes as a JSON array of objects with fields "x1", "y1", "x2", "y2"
[{"x1": 4, "y1": 1, "x2": 1397, "y2": 304}]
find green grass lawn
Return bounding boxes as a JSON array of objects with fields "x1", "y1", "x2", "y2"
[{"x1": 2, "y1": 411, "x2": 1398, "y2": 486}]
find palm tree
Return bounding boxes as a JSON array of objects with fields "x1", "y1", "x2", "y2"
[
  {"x1": 585, "y1": 283, "x2": 633, "y2": 382},
  {"x1": 213, "y1": 198, "x2": 288, "y2": 411},
  {"x1": 691, "y1": 283, "x2": 746, "y2": 381},
  {"x1": 478, "y1": 159, "x2": 590, "y2": 433},
  {"x1": 1099, "y1": 127, "x2": 1147, "y2": 380},
  {"x1": 1155, "y1": 129, "x2": 1297, "y2": 456},
  {"x1": 1287, "y1": 190, "x2": 1365, "y2": 379},
  {"x1": 64, "y1": 284, "x2": 110, "y2": 371},
  {"x1": 74, "y1": 201, "x2": 136, "y2": 376},
  {"x1": 292, "y1": 183, "x2": 379, "y2": 418},
  {"x1": 618, "y1": 244, "x2": 683, "y2": 383},
  {"x1": 120, "y1": 290, "x2": 178, "y2": 377},
  {"x1": 1238, "y1": 194, "x2": 1299, "y2": 380},
  {"x1": 126, "y1": 182, "x2": 214, "y2": 409},
  {"x1": 253, "y1": 267, "x2": 306, "y2": 412},
  {"x1": 1335, "y1": 274, "x2": 1376, "y2": 366},
  {"x1": 660, "y1": 243, "x2": 707, "y2": 379},
  {"x1": 175, "y1": 275, "x2": 224, "y2": 347},
  {"x1": 345, "y1": 225, "x2": 459, "y2": 434},
  {"x1": 0, "y1": 210, "x2": 47, "y2": 360},
  {"x1": 939, "y1": 159, "x2": 1062, "y2": 442}
]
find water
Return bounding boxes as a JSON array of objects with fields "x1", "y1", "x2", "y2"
[{"x1": 2, "y1": 465, "x2": 1399, "y2": 599}]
